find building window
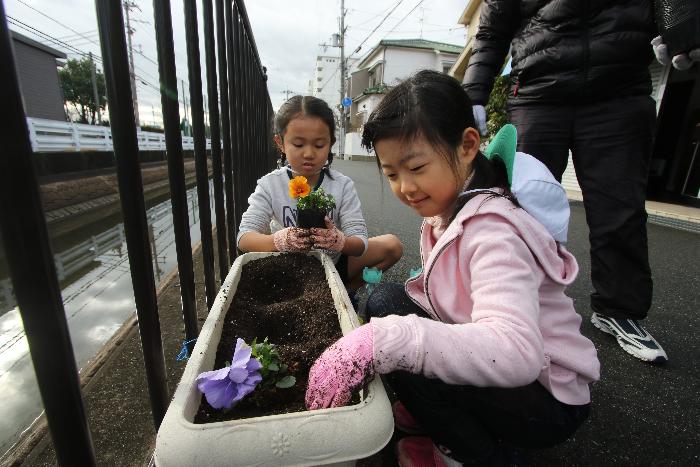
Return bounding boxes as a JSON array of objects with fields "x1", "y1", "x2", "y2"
[
  {"x1": 442, "y1": 62, "x2": 456, "y2": 74},
  {"x1": 317, "y1": 77, "x2": 322, "y2": 81},
  {"x1": 317, "y1": 67, "x2": 322, "y2": 72},
  {"x1": 317, "y1": 88, "x2": 322, "y2": 92}
]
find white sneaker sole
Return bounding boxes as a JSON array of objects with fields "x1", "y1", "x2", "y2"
[{"x1": 591, "y1": 313, "x2": 668, "y2": 363}]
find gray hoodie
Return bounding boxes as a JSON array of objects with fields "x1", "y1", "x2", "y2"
[{"x1": 236, "y1": 167, "x2": 369, "y2": 262}]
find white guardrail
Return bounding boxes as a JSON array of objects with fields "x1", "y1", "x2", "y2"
[{"x1": 26, "y1": 117, "x2": 213, "y2": 153}]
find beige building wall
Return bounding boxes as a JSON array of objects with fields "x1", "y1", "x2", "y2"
[{"x1": 449, "y1": 0, "x2": 483, "y2": 83}]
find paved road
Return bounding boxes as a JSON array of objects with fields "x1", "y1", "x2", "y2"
[{"x1": 335, "y1": 159, "x2": 700, "y2": 466}]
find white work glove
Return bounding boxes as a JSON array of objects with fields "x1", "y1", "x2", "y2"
[
  {"x1": 652, "y1": 36, "x2": 700, "y2": 71},
  {"x1": 472, "y1": 105, "x2": 487, "y2": 136}
]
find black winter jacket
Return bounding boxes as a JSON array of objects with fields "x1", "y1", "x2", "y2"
[{"x1": 463, "y1": 0, "x2": 658, "y2": 106}]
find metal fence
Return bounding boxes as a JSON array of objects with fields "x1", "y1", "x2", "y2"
[
  {"x1": 0, "y1": 0, "x2": 275, "y2": 464},
  {"x1": 25, "y1": 117, "x2": 213, "y2": 153}
]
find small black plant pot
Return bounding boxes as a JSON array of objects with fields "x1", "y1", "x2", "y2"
[{"x1": 297, "y1": 209, "x2": 327, "y2": 229}]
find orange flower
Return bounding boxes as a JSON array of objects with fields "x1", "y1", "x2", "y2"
[{"x1": 289, "y1": 176, "x2": 310, "y2": 198}]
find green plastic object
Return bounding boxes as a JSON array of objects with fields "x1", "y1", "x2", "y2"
[
  {"x1": 484, "y1": 123, "x2": 517, "y2": 186},
  {"x1": 362, "y1": 267, "x2": 383, "y2": 284},
  {"x1": 409, "y1": 267, "x2": 422, "y2": 279}
]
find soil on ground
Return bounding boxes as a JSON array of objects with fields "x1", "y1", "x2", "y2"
[{"x1": 194, "y1": 253, "x2": 347, "y2": 423}]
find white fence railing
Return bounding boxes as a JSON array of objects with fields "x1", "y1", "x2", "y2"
[{"x1": 26, "y1": 117, "x2": 212, "y2": 153}]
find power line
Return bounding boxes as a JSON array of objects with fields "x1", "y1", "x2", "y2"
[
  {"x1": 383, "y1": 0, "x2": 426, "y2": 38},
  {"x1": 13, "y1": 2, "x2": 187, "y2": 86},
  {"x1": 346, "y1": 0, "x2": 405, "y2": 61},
  {"x1": 55, "y1": 29, "x2": 99, "y2": 41},
  {"x1": 7, "y1": 16, "x2": 165, "y2": 99},
  {"x1": 348, "y1": 6, "x2": 400, "y2": 28},
  {"x1": 8, "y1": 11, "x2": 193, "y2": 115},
  {"x1": 16, "y1": 0, "x2": 103, "y2": 50},
  {"x1": 7, "y1": 16, "x2": 96, "y2": 58},
  {"x1": 319, "y1": 67, "x2": 339, "y2": 92}
]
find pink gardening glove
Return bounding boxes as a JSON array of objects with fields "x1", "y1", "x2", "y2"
[
  {"x1": 310, "y1": 217, "x2": 346, "y2": 252},
  {"x1": 305, "y1": 324, "x2": 375, "y2": 409},
  {"x1": 272, "y1": 227, "x2": 312, "y2": 252}
]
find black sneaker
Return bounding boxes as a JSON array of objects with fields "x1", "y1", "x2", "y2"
[{"x1": 591, "y1": 312, "x2": 668, "y2": 363}]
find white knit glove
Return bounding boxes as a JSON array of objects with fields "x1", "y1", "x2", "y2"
[
  {"x1": 472, "y1": 105, "x2": 487, "y2": 136},
  {"x1": 652, "y1": 36, "x2": 700, "y2": 71}
]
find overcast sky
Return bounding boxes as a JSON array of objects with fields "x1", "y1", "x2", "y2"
[{"x1": 6, "y1": 0, "x2": 467, "y2": 125}]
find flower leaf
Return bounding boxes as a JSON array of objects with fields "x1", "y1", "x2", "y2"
[
  {"x1": 268, "y1": 362, "x2": 279, "y2": 372},
  {"x1": 275, "y1": 375, "x2": 296, "y2": 389}
]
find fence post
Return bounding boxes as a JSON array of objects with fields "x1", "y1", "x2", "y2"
[
  {"x1": 26, "y1": 117, "x2": 38, "y2": 152},
  {"x1": 202, "y1": 0, "x2": 228, "y2": 282},
  {"x1": 216, "y1": 0, "x2": 237, "y2": 264},
  {"x1": 71, "y1": 121, "x2": 81, "y2": 152}
]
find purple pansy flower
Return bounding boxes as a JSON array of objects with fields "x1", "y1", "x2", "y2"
[{"x1": 196, "y1": 338, "x2": 263, "y2": 409}]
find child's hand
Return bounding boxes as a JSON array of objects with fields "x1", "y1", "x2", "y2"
[
  {"x1": 652, "y1": 36, "x2": 700, "y2": 70},
  {"x1": 310, "y1": 217, "x2": 345, "y2": 252},
  {"x1": 305, "y1": 324, "x2": 375, "y2": 409},
  {"x1": 272, "y1": 227, "x2": 312, "y2": 252}
]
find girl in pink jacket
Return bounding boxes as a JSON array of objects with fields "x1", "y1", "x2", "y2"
[{"x1": 305, "y1": 70, "x2": 600, "y2": 466}]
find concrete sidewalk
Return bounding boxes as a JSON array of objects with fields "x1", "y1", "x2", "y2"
[{"x1": 566, "y1": 189, "x2": 700, "y2": 234}]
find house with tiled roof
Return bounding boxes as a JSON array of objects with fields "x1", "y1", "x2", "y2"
[{"x1": 344, "y1": 39, "x2": 461, "y2": 160}]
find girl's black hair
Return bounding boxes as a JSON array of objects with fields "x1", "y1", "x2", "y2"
[
  {"x1": 361, "y1": 69, "x2": 517, "y2": 218},
  {"x1": 274, "y1": 95, "x2": 336, "y2": 178}
]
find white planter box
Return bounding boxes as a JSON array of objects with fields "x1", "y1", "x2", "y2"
[{"x1": 155, "y1": 252, "x2": 394, "y2": 466}]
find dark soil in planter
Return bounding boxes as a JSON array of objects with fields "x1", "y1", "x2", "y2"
[
  {"x1": 194, "y1": 253, "x2": 358, "y2": 424},
  {"x1": 297, "y1": 208, "x2": 327, "y2": 228}
]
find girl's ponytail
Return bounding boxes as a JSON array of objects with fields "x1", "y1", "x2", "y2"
[
  {"x1": 277, "y1": 152, "x2": 287, "y2": 169},
  {"x1": 449, "y1": 152, "x2": 519, "y2": 222}
]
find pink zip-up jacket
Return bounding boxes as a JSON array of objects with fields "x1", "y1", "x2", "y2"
[{"x1": 371, "y1": 193, "x2": 600, "y2": 405}]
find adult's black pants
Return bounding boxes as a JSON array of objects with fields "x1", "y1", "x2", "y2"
[
  {"x1": 366, "y1": 283, "x2": 590, "y2": 465},
  {"x1": 508, "y1": 95, "x2": 656, "y2": 320}
]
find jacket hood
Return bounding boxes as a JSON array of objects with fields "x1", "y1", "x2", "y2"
[{"x1": 429, "y1": 193, "x2": 578, "y2": 286}]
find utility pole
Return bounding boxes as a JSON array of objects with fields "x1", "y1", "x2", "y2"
[
  {"x1": 282, "y1": 87, "x2": 295, "y2": 101},
  {"x1": 419, "y1": 7, "x2": 425, "y2": 39},
  {"x1": 88, "y1": 52, "x2": 101, "y2": 125},
  {"x1": 339, "y1": 0, "x2": 346, "y2": 160},
  {"x1": 123, "y1": 1, "x2": 140, "y2": 127},
  {"x1": 181, "y1": 79, "x2": 189, "y2": 132},
  {"x1": 318, "y1": 2, "x2": 347, "y2": 159}
]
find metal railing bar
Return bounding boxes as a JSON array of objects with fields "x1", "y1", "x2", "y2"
[
  {"x1": 238, "y1": 4, "x2": 250, "y2": 226},
  {"x1": 226, "y1": 0, "x2": 242, "y2": 232},
  {"x1": 232, "y1": 0, "x2": 263, "y2": 74},
  {"x1": 215, "y1": 0, "x2": 237, "y2": 265},
  {"x1": 202, "y1": 0, "x2": 229, "y2": 283},
  {"x1": 0, "y1": 5, "x2": 96, "y2": 464},
  {"x1": 183, "y1": 0, "x2": 216, "y2": 309},
  {"x1": 246, "y1": 36, "x2": 259, "y2": 202},
  {"x1": 152, "y1": 0, "x2": 199, "y2": 349},
  {"x1": 94, "y1": 0, "x2": 169, "y2": 428}
]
